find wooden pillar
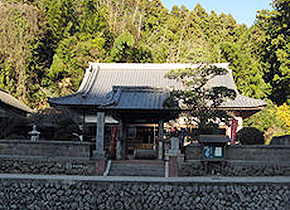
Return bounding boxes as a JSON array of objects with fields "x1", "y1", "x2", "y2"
[
  {"x1": 122, "y1": 121, "x2": 127, "y2": 158},
  {"x1": 158, "y1": 120, "x2": 164, "y2": 160},
  {"x1": 116, "y1": 120, "x2": 124, "y2": 160},
  {"x1": 94, "y1": 112, "x2": 105, "y2": 158}
]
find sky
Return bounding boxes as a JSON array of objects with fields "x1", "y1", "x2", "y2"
[{"x1": 160, "y1": 0, "x2": 273, "y2": 27}]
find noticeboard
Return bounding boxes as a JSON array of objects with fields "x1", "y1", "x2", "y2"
[{"x1": 203, "y1": 146, "x2": 225, "y2": 160}]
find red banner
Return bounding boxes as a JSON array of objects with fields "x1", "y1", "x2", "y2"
[
  {"x1": 109, "y1": 127, "x2": 118, "y2": 156},
  {"x1": 230, "y1": 118, "x2": 238, "y2": 145}
]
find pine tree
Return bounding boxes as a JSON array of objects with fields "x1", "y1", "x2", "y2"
[{"x1": 165, "y1": 65, "x2": 236, "y2": 130}]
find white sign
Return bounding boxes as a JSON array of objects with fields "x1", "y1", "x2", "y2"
[{"x1": 214, "y1": 147, "x2": 223, "y2": 157}]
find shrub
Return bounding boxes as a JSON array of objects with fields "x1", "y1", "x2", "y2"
[
  {"x1": 31, "y1": 107, "x2": 82, "y2": 141},
  {"x1": 236, "y1": 127, "x2": 264, "y2": 145},
  {"x1": 0, "y1": 116, "x2": 30, "y2": 139},
  {"x1": 52, "y1": 118, "x2": 81, "y2": 141}
]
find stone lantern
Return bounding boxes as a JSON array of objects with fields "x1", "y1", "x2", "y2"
[{"x1": 29, "y1": 125, "x2": 40, "y2": 141}]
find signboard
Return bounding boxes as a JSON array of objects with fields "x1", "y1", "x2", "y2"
[{"x1": 203, "y1": 146, "x2": 224, "y2": 159}]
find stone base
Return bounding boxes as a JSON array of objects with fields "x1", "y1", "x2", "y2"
[
  {"x1": 92, "y1": 150, "x2": 105, "y2": 160},
  {"x1": 168, "y1": 150, "x2": 181, "y2": 156},
  {"x1": 177, "y1": 154, "x2": 184, "y2": 162}
]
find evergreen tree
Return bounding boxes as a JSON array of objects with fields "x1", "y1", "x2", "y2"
[
  {"x1": 44, "y1": 0, "x2": 109, "y2": 99},
  {"x1": 166, "y1": 5, "x2": 207, "y2": 63},
  {"x1": 256, "y1": 0, "x2": 290, "y2": 105},
  {"x1": 139, "y1": 0, "x2": 169, "y2": 62},
  {"x1": 221, "y1": 28, "x2": 269, "y2": 99}
]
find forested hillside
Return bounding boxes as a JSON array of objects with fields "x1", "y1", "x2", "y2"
[{"x1": 0, "y1": 0, "x2": 289, "y2": 138}]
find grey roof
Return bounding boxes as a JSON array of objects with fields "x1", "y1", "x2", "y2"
[
  {"x1": 102, "y1": 86, "x2": 169, "y2": 110},
  {"x1": 0, "y1": 89, "x2": 32, "y2": 114},
  {"x1": 49, "y1": 63, "x2": 267, "y2": 110}
]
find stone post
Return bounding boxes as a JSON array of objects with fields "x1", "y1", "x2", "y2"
[
  {"x1": 169, "y1": 137, "x2": 180, "y2": 155},
  {"x1": 158, "y1": 120, "x2": 164, "y2": 160},
  {"x1": 93, "y1": 112, "x2": 105, "y2": 159},
  {"x1": 168, "y1": 137, "x2": 181, "y2": 177},
  {"x1": 116, "y1": 139, "x2": 122, "y2": 160}
]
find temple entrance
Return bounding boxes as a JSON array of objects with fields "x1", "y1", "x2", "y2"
[
  {"x1": 86, "y1": 123, "x2": 161, "y2": 159},
  {"x1": 126, "y1": 125, "x2": 159, "y2": 159},
  {"x1": 83, "y1": 110, "x2": 167, "y2": 160}
]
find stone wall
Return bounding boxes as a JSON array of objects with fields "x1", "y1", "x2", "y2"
[
  {"x1": 226, "y1": 145, "x2": 290, "y2": 161},
  {"x1": 185, "y1": 145, "x2": 203, "y2": 160},
  {"x1": 0, "y1": 175, "x2": 289, "y2": 210},
  {"x1": 0, "y1": 156, "x2": 105, "y2": 175},
  {"x1": 0, "y1": 139, "x2": 93, "y2": 158},
  {"x1": 271, "y1": 135, "x2": 290, "y2": 145},
  {"x1": 181, "y1": 145, "x2": 290, "y2": 176},
  {"x1": 185, "y1": 145, "x2": 290, "y2": 161},
  {"x1": 179, "y1": 160, "x2": 290, "y2": 176},
  {"x1": 0, "y1": 140, "x2": 106, "y2": 175}
]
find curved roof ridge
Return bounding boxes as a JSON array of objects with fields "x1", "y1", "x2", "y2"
[
  {"x1": 112, "y1": 85, "x2": 165, "y2": 91},
  {"x1": 77, "y1": 65, "x2": 93, "y2": 93},
  {"x1": 77, "y1": 64, "x2": 100, "y2": 95},
  {"x1": 89, "y1": 62, "x2": 230, "y2": 70}
]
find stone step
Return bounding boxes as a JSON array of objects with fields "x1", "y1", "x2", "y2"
[
  {"x1": 109, "y1": 166, "x2": 164, "y2": 174},
  {"x1": 110, "y1": 165, "x2": 164, "y2": 170},
  {"x1": 109, "y1": 170, "x2": 164, "y2": 176},
  {"x1": 112, "y1": 160, "x2": 164, "y2": 165},
  {"x1": 108, "y1": 160, "x2": 165, "y2": 177}
]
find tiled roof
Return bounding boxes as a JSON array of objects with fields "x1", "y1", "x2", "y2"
[
  {"x1": 199, "y1": 135, "x2": 230, "y2": 144},
  {"x1": 49, "y1": 63, "x2": 266, "y2": 110},
  {"x1": 0, "y1": 89, "x2": 32, "y2": 114},
  {"x1": 220, "y1": 94, "x2": 267, "y2": 109},
  {"x1": 102, "y1": 86, "x2": 169, "y2": 110}
]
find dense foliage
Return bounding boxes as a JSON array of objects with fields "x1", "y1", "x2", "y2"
[
  {"x1": 245, "y1": 101, "x2": 290, "y2": 143},
  {"x1": 0, "y1": 0, "x2": 289, "y2": 140}
]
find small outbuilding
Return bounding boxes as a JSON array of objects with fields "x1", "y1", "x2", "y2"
[
  {"x1": 0, "y1": 89, "x2": 32, "y2": 117},
  {"x1": 0, "y1": 89, "x2": 33, "y2": 138}
]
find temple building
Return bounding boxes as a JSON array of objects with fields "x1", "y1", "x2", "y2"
[{"x1": 49, "y1": 63, "x2": 266, "y2": 159}]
